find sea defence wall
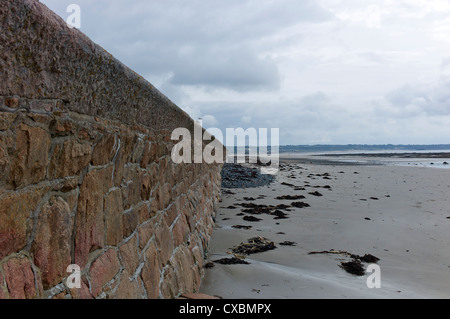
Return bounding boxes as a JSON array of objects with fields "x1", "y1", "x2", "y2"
[{"x1": 0, "y1": 0, "x2": 222, "y2": 299}]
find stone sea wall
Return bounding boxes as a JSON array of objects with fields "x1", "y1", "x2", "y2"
[{"x1": 0, "y1": 0, "x2": 222, "y2": 299}]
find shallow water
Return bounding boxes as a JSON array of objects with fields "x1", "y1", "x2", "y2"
[{"x1": 280, "y1": 149, "x2": 450, "y2": 170}]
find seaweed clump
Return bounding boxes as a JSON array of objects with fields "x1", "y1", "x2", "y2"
[{"x1": 231, "y1": 237, "x2": 276, "y2": 255}]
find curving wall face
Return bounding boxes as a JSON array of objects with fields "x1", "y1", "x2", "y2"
[{"x1": 0, "y1": 0, "x2": 222, "y2": 299}]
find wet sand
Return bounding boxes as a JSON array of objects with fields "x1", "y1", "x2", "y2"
[{"x1": 199, "y1": 161, "x2": 450, "y2": 299}]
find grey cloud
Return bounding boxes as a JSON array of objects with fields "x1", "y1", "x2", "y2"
[
  {"x1": 169, "y1": 48, "x2": 280, "y2": 91},
  {"x1": 190, "y1": 92, "x2": 347, "y2": 144},
  {"x1": 42, "y1": 0, "x2": 331, "y2": 92},
  {"x1": 383, "y1": 79, "x2": 450, "y2": 117},
  {"x1": 385, "y1": 84, "x2": 426, "y2": 107},
  {"x1": 40, "y1": 0, "x2": 450, "y2": 145}
]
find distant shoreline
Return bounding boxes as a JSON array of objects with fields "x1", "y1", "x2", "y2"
[
  {"x1": 314, "y1": 152, "x2": 450, "y2": 159},
  {"x1": 278, "y1": 151, "x2": 450, "y2": 168}
]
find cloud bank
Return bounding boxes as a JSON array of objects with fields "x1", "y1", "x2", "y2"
[{"x1": 42, "y1": 0, "x2": 450, "y2": 144}]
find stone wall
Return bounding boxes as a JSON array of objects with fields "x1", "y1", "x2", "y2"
[{"x1": 0, "y1": 0, "x2": 222, "y2": 299}]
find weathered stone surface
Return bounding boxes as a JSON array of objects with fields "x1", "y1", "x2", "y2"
[
  {"x1": 0, "y1": 145, "x2": 9, "y2": 183},
  {"x1": 26, "y1": 112, "x2": 52, "y2": 125},
  {"x1": 172, "y1": 214, "x2": 190, "y2": 247},
  {"x1": 0, "y1": 112, "x2": 17, "y2": 131},
  {"x1": 137, "y1": 202, "x2": 153, "y2": 224},
  {"x1": 0, "y1": 190, "x2": 42, "y2": 259},
  {"x1": 140, "y1": 141, "x2": 154, "y2": 168},
  {"x1": 51, "y1": 292, "x2": 67, "y2": 299},
  {"x1": 113, "y1": 270, "x2": 142, "y2": 299},
  {"x1": 118, "y1": 235, "x2": 139, "y2": 274},
  {"x1": 104, "y1": 189, "x2": 123, "y2": 246},
  {"x1": 140, "y1": 241, "x2": 160, "y2": 299},
  {"x1": 171, "y1": 246, "x2": 196, "y2": 294},
  {"x1": 31, "y1": 196, "x2": 73, "y2": 289},
  {"x1": 155, "y1": 183, "x2": 173, "y2": 211},
  {"x1": 89, "y1": 249, "x2": 121, "y2": 297},
  {"x1": 52, "y1": 176, "x2": 79, "y2": 193},
  {"x1": 112, "y1": 133, "x2": 135, "y2": 186},
  {"x1": 164, "y1": 204, "x2": 178, "y2": 228},
  {"x1": 190, "y1": 246, "x2": 204, "y2": 270},
  {"x1": 159, "y1": 265, "x2": 178, "y2": 299},
  {"x1": 49, "y1": 139, "x2": 92, "y2": 179},
  {"x1": 92, "y1": 133, "x2": 117, "y2": 166},
  {"x1": 10, "y1": 124, "x2": 51, "y2": 188},
  {"x1": 29, "y1": 99, "x2": 64, "y2": 114},
  {"x1": 137, "y1": 219, "x2": 157, "y2": 250},
  {"x1": 2, "y1": 256, "x2": 43, "y2": 299},
  {"x1": 122, "y1": 210, "x2": 138, "y2": 240},
  {"x1": 74, "y1": 167, "x2": 112, "y2": 267},
  {"x1": 68, "y1": 276, "x2": 92, "y2": 299},
  {"x1": 141, "y1": 173, "x2": 152, "y2": 201},
  {"x1": 3, "y1": 97, "x2": 19, "y2": 109},
  {"x1": 122, "y1": 203, "x2": 150, "y2": 238},
  {"x1": 161, "y1": 183, "x2": 173, "y2": 209},
  {"x1": 0, "y1": 0, "x2": 224, "y2": 300},
  {"x1": 49, "y1": 117, "x2": 75, "y2": 137},
  {"x1": 0, "y1": 272, "x2": 7, "y2": 299},
  {"x1": 154, "y1": 218, "x2": 174, "y2": 267}
]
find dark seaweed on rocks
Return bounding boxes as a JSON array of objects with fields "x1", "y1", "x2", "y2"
[
  {"x1": 232, "y1": 225, "x2": 252, "y2": 230},
  {"x1": 279, "y1": 241, "x2": 297, "y2": 246},
  {"x1": 275, "y1": 195, "x2": 306, "y2": 200},
  {"x1": 231, "y1": 237, "x2": 276, "y2": 255},
  {"x1": 221, "y1": 163, "x2": 275, "y2": 189},
  {"x1": 271, "y1": 210, "x2": 289, "y2": 219},
  {"x1": 340, "y1": 259, "x2": 365, "y2": 276},
  {"x1": 291, "y1": 201, "x2": 311, "y2": 208},
  {"x1": 358, "y1": 254, "x2": 380, "y2": 263},
  {"x1": 213, "y1": 257, "x2": 250, "y2": 265},
  {"x1": 243, "y1": 215, "x2": 262, "y2": 222},
  {"x1": 308, "y1": 250, "x2": 380, "y2": 276}
]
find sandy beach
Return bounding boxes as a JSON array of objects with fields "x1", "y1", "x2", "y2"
[{"x1": 199, "y1": 159, "x2": 450, "y2": 299}]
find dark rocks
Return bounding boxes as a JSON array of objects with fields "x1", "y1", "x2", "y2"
[
  {"x1": 291, "y1": 201, "x2": 311, "y2": 208},
  {"x1": 281, "y1": 182, "x2": 295, "y2": 187},
  {"x1": 232, "y1": 225, "x2": 252, "y2": 230},
  {"x1": 271, "y1": 210, "x2": 289, "y2": 219},
  {"x1": 204, "y1": 262, "x2": 215, "y2": 268},
  {"x1": 213, "y1": 257, "x2": 250, "y2": 265},
  {"x1": 274, "y1": 204, "x2": 291, "y2": 210},
  {"x1": 275, "y1": 195, "x2": 305, "y2": 200},
  {"x1": 243, "y1": 215, "x2": 262, "y2": 222},
  {"x1": 279, "y1": 241, "x2": 297, "y2": 246},
  {"x1": 340, "y1": 259, "x2": 365, "y2": 276},
  {"x1": 221, "y1": 163, "x2": 275, "y2": 189},
  {"x1": 231, "y1": 237, "x2": 276, "y2": 255},
  {"x1": 308, "y1": 250, "x2": 380, "y2": 276},
  {"x1": 237, "y1": 202, "x2": 293, "y2": 217}
]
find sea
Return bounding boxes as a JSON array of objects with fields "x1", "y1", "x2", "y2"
[{"x1": 278, "y1": 145, "x2": 450, "y2": 169}]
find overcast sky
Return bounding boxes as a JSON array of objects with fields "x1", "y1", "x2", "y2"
[{"x1": 41, "y1": 0, "x2": 450, "y2": 145}]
